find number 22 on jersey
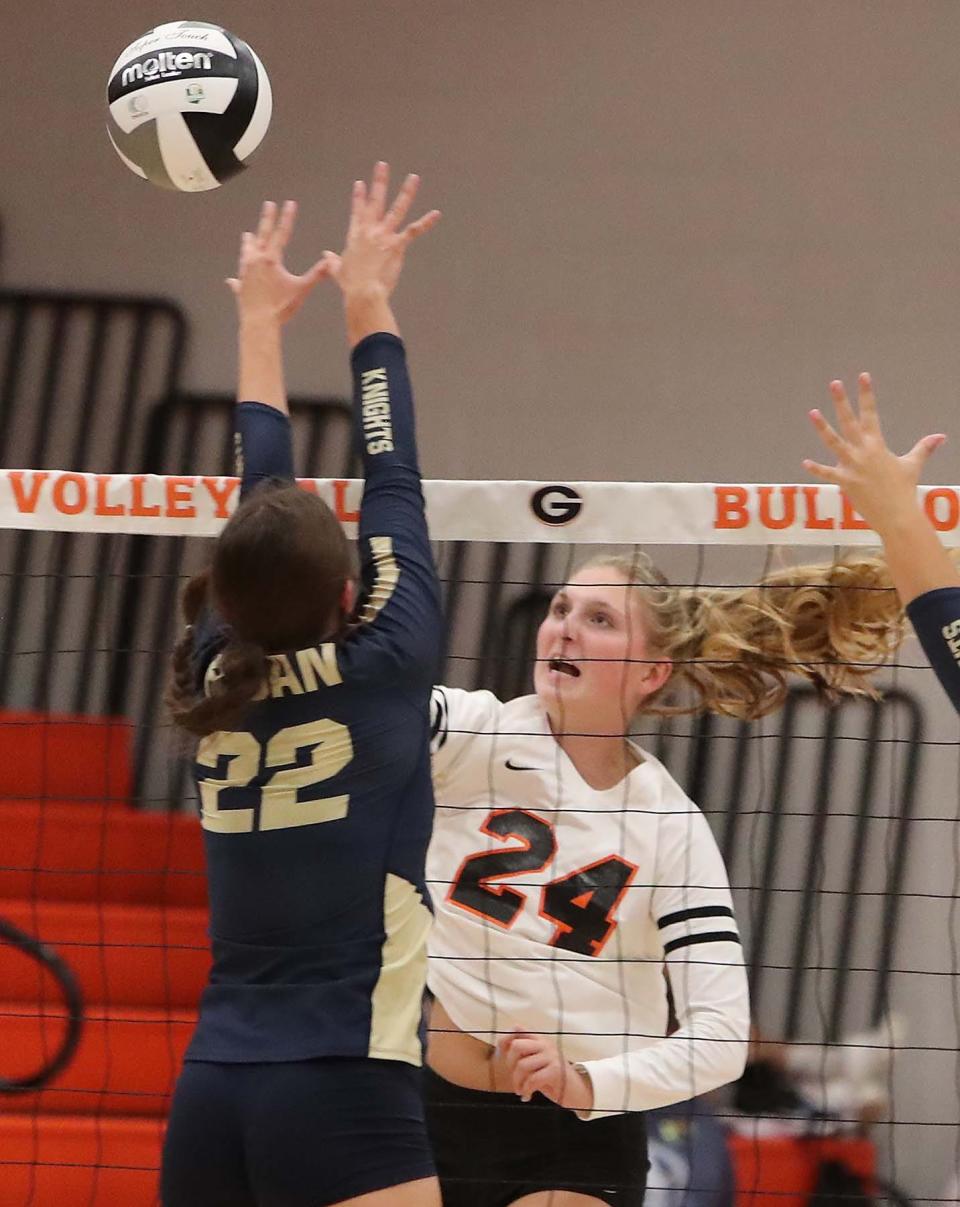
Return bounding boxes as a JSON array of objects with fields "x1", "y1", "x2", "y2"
[
  {"x1": 197, "y1": 719, "x2": 354, "y2": 833},
  {"x1": 447, "y1": 808, "x2": 638, "y2": 958}
]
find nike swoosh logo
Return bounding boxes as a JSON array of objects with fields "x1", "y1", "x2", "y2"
[{"x1": 505, "y1": 759, "x2": 541, "y2": 771}]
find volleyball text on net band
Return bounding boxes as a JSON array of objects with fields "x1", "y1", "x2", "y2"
[{"x1": 4, "y1": 472, "x2": 960, "y2": 544}]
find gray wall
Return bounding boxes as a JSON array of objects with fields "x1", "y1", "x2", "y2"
[
  {"x1": 7, "y1": 1, "x2": 960, "y2": 484},
  {"x1": 5, "y1": 1, "x2": 960, "y2": 1200}
]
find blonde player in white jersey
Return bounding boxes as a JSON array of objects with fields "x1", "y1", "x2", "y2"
[{"x1": 424, "y1": 549, "x2": 909, "y2": 1207}]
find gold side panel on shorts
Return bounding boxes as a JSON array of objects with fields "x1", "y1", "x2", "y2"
[{"x1": 369, "y1": 872, "x2": 432, "y2": 1065}]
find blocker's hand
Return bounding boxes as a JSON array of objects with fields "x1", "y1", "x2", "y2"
[
  {"x1": 227, "y1": 200, "x2": 328, "y2": 325},
  {"x1": 803, "y1": 373, "x2": 945, "y2": 533},
  {"x1": 323, "y1": 161, "x2": 441, "y2": 300},
  {"x1": 497, "y1": 1029, "x2": 594, "y2": 1114}
]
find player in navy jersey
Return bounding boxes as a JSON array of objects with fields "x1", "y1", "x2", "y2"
[
  {"x1": 804, "y1": 372, "x2": 960, "y2": 712},
  {"x1": 160, "y1": 164, "x2": 444, "y2": 1207}
]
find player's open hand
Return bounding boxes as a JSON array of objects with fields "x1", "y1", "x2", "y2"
[
  {"x1": 323, "y1": 162, "x2": 441, "y2": 301},
  {"x1": 803, "y1": 373, "x2": 945, "y2": 533},
  {"x1": 227, "y1": 200, "x2": 328, "y2": 325},
  {"x1": 497, "y1": 1029, "x2": 594, "y2": 1114}
]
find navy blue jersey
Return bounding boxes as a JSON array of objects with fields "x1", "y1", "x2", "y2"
[
  {"x1": 906, "y1": 586, "x2": 960, "y2": 714},
  {"x1": 185, "y1": 332, "x2": 442, "y2": 1067}
]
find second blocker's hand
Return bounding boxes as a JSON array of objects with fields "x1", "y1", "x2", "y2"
[
  {"x1": 803, "y1": 373, "x2": 944, "y2": 532},
  {"x1": 803, "y1": 373, "x2": 957, "y2": 603}
]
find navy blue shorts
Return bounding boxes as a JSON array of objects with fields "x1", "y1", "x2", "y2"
[
  {"x1": 161, "y1": 1057, "x2": 435, "y2": 1207},
  {"x1": 424, "y1": 1066, "x2": 647, "y2": 1207}
]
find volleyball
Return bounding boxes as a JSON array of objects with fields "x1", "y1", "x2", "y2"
[{"x1": 106, "y1": 21, "x2": 272, "y2": 192}]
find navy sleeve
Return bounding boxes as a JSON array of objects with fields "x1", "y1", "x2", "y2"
[
  {"x1": 906, "y1": 586, "x2": 960, "y2": 714},
  {"x1": 234, "y1": 401, "x2": 295, "y2": 498},
  {"x1": 189, "y1": 402, "x2": 295, "y2": 685},
  {"x1": 339, "y1": 332, "x2": 442, "y2": 684}
]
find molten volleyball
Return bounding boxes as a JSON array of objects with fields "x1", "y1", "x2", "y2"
[{"x1": 106, "y1": 21, "x2": 272, "y2": 192}]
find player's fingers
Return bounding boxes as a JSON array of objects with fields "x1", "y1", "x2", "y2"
[
  {"x1": 829, "y1": 380, "x2": 860, "y2": 441},
  {"x1": 857, "y1": 372, "x2": 884, "y2": 438},
  {"x1": 225, "y1": 277, "x2": 240, "y2": 295},
  {"x1": 321, "y1": 251, "x2": 342, "y2": 281},
  {"x1": 809, "y1": 409, "x2": 845, "y2": 455},
  {"x1": 274, "y1": 200, "x2": 297, "y2": 251},
  {"x1": 801, "y1": 458, "x2": 842, "y2": 484},
  {"x1": 513, "y1": 1052, "x2": 553, "y2": 1079},
  {"x1": 256, "y1": 200, "x2": 277, "y2": 246},
  {"x1": 518, "y1": 1068, "x2": 560, "y2": 1103},
  {"x1": 302, "y1": 257, "x2": 331, "y2": 285},
  {"x1": 234, "y1": 232, "x2": 253, "y2": 271},
  {"x1": 347, "y1": 181, "x2": 366, "y2": 238},
  {"x1": 502, "y1": 1039, "x2": 545, "y2": 1070},
  {"x1": 906, "y1": 433, "x2": 947, "y2": 468},
  {"x1": 384, "y1": 174, "x2": 420, "y2": 231},
  {"x1": 403, "y1": 209, "x2": 443, "y2": 242},
  {"x1": 514, "y1": 1063, "x2": 553, "y2": 1098},
  {"x1": 368, "y1": 160, "x2": 390, "y2": 220}
]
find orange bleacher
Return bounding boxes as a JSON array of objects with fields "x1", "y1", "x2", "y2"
[
  {"x1": 0, "y1": 712, "x2": 208, "y2": 1206},
  {"x1": 0, "y1": 711, "x2": 877, "y2": 1206}
]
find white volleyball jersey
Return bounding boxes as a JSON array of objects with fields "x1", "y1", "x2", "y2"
[{"x1": 427, "y1": 688, "x2": 750, "y2": 1120}]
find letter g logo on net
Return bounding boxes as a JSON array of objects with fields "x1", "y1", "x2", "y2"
[{"x1": 531, "y1": 484, "x2": 583, "y2": 526}]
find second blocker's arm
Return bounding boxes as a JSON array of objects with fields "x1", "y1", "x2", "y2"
[{"x1": 804, "y1": 372, "x2": 960, "y2": 713}]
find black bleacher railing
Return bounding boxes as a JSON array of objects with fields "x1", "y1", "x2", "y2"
[
  {"x1": 0, "y1": 917, "x2": 84, "y2": 1094},
  {"x1": 665, "y1": 688, "x2": 922, "y2": 1042},
  {"x1": 0, "y1": 288, "x2": 187, "y2": 472},
  {"x1": 0, "y1": 289, "x2": 188, "y2": 713}
]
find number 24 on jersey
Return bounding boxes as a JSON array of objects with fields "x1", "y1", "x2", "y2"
[{"x1": 448, "y1": 808, "x2": 638, "y2": 958}]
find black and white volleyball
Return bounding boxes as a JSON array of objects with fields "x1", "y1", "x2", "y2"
[{"x1": 107, "y1": 22, "x2": 272, "y2": 192}]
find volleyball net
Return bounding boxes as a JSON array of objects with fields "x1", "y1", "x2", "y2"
[{"x1": 0, "y1": 471, "x2": 958, "y2": 1206}]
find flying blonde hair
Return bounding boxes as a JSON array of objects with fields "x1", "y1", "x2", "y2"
[{"x1": 583, "y1": 552, "x2": 904, "y2": 721}]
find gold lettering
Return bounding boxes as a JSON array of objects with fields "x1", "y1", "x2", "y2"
[
  {"x1": 296, "y1": 644, "x2": 343, "y2": 690},
  {"x1": 270, "y1": 653, "x2": 305, "y2": 697}
]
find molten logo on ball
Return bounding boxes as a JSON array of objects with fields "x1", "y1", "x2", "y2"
[{"x1": 120, "y1": 51, "x2": 214, "y2": 88}]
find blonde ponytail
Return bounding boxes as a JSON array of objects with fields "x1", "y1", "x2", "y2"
[{"x1": 585, "y1": 552, "x2": 904, "y2": 721}]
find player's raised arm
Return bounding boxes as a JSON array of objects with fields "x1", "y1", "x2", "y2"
[
  {"x1": 324, "y1": 162, "x2": 444, "y2": 681},
  {"x1": 804, "y1": 373, "x2": 960, "y2": 712},
  {"x1": 227, "y1": 200, "x2": 328, "y2": 495}
]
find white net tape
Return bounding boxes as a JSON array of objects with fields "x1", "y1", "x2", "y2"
[{"x1": 4, "y1": 470, "x2": 960, "y2": 545}]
